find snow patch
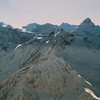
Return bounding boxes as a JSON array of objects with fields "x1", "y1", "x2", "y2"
[
  {"x1": 54, "y1": 31, "x2": 60, "y2": 37},
  {"x1": 85, "y1": 80, "x2": 92, "y2": 86},
  {"x1": 84, "y1": 88, "x2": 100, "y2": 99},
  {"x1": 22, "y1": 28, "x2": 26, "y2": 32},
  {"x1": 15, "y1": 44, "x2": 22, "y2": 50},
  {"x1": 22, "y1": 28, "x2": 33, "y2": 33},
  {"x1": 78, "y1": 75, "x2": 82, "y2": 78},
  {"x1": 46, "y1": 40, "x2": 49, "y2": 44},
  {"x1": 34, "y1": 36, "x2": 43, "y2": 39}
]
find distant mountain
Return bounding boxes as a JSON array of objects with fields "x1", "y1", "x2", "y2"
[
  {"x1": 23, "y1": 22, "x2": 77, "y2": 36},
  {"x1": 59, "y1": 22, "x2": 77, "y2": 32},
  {"x1": 75, "y1": 18, "x2": 100, "y2": 36},
  {"x1": 23, "y1": 23, "x2": 60, "y2": 35},
  {"x1": 0, "y1": 22, "x2": 13, "y2": 29},
  {"x1": 23, "y1": 23, "x2": 39, "y2": 32},
  {"x1": 0, "y1": 23, "x2": 34, "y2": 52},
  {"x1": 74, "y1": 18, "x2": 100, "y2": 48}
]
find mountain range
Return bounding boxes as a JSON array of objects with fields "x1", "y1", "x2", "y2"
[
  {"x1": 23, "y1": 22, "x2": 77, "y2": 35},
  {"x1": 0, "y1": 18, "x2": 100, "y2": 100}
]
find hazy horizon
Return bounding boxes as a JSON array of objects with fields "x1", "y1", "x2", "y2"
[{"x1": 0, "y1": 0, "x2": 100, "y2": 28}]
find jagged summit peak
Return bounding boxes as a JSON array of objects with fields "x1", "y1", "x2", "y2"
[
  {"x1": 80, "y1": 18, "x2": 95, "y2": 26},
  {"x1": 83, "y1": 18, "x2": 92, "y2": 23}
]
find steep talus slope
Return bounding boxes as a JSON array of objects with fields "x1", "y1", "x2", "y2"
[
  {"x1": 0, "y1": 47, "x2": 98, "y2": 100},
  {"x1": 56, "y1": 45, "x2": 100, "y2": 95},
  {"x1": 0, "y1": 44, "x2": 40, "y2": 80},
  {"x1": 0, "y1": 30, "x2": 75, "y2": 80}
]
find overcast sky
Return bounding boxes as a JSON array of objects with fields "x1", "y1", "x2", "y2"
[{"x1": 0, "y1": 0, "x2": 100, "y2": 28}]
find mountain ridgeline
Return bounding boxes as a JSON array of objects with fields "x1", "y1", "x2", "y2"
[{"x1": 0, "y1": 18, "x2": 100, "y2": 100}]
